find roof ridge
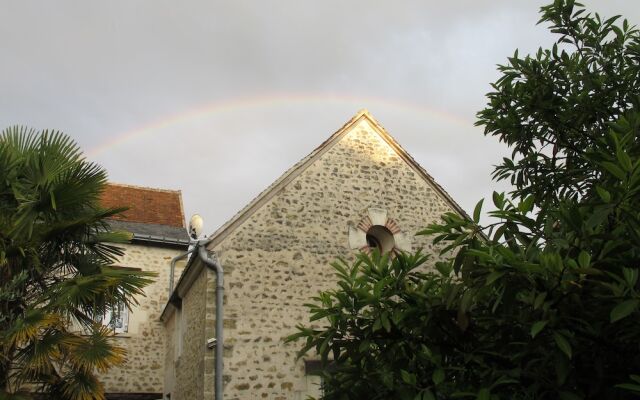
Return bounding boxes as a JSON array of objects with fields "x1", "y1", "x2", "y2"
[{"x1": 106, "y1": 182, "x2": 183, "y2": 194}]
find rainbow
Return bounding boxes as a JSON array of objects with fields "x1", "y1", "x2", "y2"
[{"x1": 86, "y1": 92, "x2": 473, "y2": 157}]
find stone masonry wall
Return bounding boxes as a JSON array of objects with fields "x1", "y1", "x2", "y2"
[
  {"x1": 175, "y1": 266, "x2": 209, "y2": 400},
  {"x1": 98, "y1": 242, "x2": 186, "y2": 394},
  {"x1": 163, "y1": 267, "x2": 216, "y2": 400},
  {"x1": 201, "y1": 118, "x2": 458, "y2": 399},
  {"x1": 163, "y1": 310, "x2": 177, "y2": 397}
]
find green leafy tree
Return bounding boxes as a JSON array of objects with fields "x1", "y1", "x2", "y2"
[
  {"x1": 288, "y1": 1, "x2": 640, "y2": 399},
  {"x1": 0, "y1": 128, "x2": 154, "y2": 400}
]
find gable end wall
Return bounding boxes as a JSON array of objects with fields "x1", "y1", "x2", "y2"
[{"x1": 167, "y1": 118, "x2": 459, "y2": 399}]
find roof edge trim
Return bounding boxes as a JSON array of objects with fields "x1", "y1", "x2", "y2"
[{"x1": 105, "y1": 182, "x2": 183, "y2": 194}]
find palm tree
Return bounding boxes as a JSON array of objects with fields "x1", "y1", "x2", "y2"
[{"x1": 0, "y1": 127, "x2": 154, "y2": 400}]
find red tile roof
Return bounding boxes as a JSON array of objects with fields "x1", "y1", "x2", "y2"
[{"x1": 100, "y1": 183, "x2": 185, "y2": 228}]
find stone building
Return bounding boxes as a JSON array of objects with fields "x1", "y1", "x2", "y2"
[
  {"x1": 98, "y1": 183, "x2": 190, "y2": 400},
  {"x1": 160, "y1": 110, "x2": 468, "y2": 400}
]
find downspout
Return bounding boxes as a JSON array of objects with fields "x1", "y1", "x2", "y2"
[
  {"x1": 169, "y1": 247, "x2": 196, "y2": 295},
  {"x1": 198, "y1": 244, "x2": 224, "y2": 400}
]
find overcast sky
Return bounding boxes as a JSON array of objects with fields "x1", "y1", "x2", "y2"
[{"x1": 1, "y1": 1, "x2": 638, "y2": 235}]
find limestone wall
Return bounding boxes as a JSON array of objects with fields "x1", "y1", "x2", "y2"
[
  {"x1": 97, "y1": 242, "x2": 186, "y2": 395},
  {"x1": 163, "y1": 310, "x2": 177, "y2": 397},
  {"x1": 166, "y1": 117, "x2": 461, "y2": 399},
  {"x1": 174, "y1": 266, "x2": 209, "y2": 400}
]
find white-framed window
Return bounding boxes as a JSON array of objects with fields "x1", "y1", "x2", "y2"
[
  {"x1": 102, "y1": 301, "x2": 129, "y2": 334},
  {"x1": 96, "y1": 265, "x2": 139, "y2": 334}
]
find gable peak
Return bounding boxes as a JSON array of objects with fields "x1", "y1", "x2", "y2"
[{"x1": 202, "y1": 109, "x2": 469, "y2": 247}]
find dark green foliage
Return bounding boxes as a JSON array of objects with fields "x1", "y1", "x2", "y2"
[
  {"x1": 286, "y1": 251, "x2": 482, "y2": 400},
  {"x1": 0, "y1": 127, "x2": 154, "y2": 400},
  {"x1": 289, "y1": 1, "x2": 640, "y2": 399},
  {"x1": 477, "y1": 0, "x2": 640, "y2": 208}
]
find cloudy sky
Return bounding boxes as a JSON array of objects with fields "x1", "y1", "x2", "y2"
[{"x1": 2, "y1": 1, "x2": 638, "y2": 234}]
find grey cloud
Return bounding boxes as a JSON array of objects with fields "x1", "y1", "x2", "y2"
[{"x1": 1, "y1": 0, "x2": 638, "y2": 231}]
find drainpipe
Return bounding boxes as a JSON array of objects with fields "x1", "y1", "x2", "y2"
[
  {"x1": 198, "y1": 244, "x2": 224, "y2": 400},
  {"x1": 169, "y1": 248, "x2": 196, "y2": 295}
]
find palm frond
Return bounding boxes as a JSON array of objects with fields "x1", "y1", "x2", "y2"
[
  {"x1": 0, "y1": 126, "x2": 39, "y2": 153},
  {"x1": 1, "y1": 127, "x2": 155, "y2": 399},
  {"x1": 44, "y1": 267, "x2": 154, "y2": 318},
  {"x1": 56, "y1": 369, "x2": 105, "y2": 400},
  {"x1": 2, "y1": 310, "x2": 60, "y2": 349},
  {"x1": 62, "y1": 326, "x2": 125, "y2": 373},
  {"x1": 13, "y1": 329, "x2": 63, "y2": 384}
]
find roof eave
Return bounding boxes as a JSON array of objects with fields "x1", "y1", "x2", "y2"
[{"x1": 130, "y1": 234, "x2": 190, "y2": 250}]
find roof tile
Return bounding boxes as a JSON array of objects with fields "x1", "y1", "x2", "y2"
[{"x1": 100, "y1": 183, "x2": 185, "y2": 228}]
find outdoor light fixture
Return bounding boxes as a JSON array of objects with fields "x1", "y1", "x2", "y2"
[{"x1": 189, "y1": 214, "x2": 204, "y2": 240}]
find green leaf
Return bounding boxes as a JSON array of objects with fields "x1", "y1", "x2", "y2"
[
  {"x1": 401, "y1": 369, "x2": 416, "y2": 385},
  {"x1": 381, "y1": 311, "x2": 391, "y2": 332},
  {"x1": 534, "y1": 292, "x2": 547, "y2": 309},
  {"x1": 615, "y1": 383, "x2": 640, "y2": 392},
  {"x1": 318, "y1": 333, "x2": 332, "y2": 358},
  {"x1": 473, "y1": 199, "x2": 484, "y2": 223},
  {"x1": 577, "y1": 251, "x2": 590, "y2": 268},
  {"x1": 617, "y1": 148, "x2": 633, "y2": 172},
  {"x1": 622, "y1": 268, "x2": 638, "y2": 288},
  {"x1": 595, "y1": 186, "x2": 611, "y2": 202},
  {"x1": 485, "y1": 270, "x2": 505, "y2": 286},
  {"x1": 610, "y1": 299, "x2": 639, "y2": 323},
  {"x1": 460, "y1": 289, "x2": 474, "y2": 313},
  {"x1": 531, "y1": 320, "x2": 549, "y2": 338},
  {"x1": 391, "y1": 309, "x2": 405, "y2": 326},
  {"x1": 373, "y1": 317, "x2": 382, "y2": 332},
  {"x1": 602, "y1": 161, "x2": 627, "y2": 180},
  {"x1": 554, "y1": 332, "x2": 572, "y2": 359},
  {"x1": 421, "y1": 389, "x2": 436, "y2": 400},
  {"x1": 492, "y1": 191, "x2": 504, "y2": 208},
  {"x1": 49, "y1": 190, "x2": 57, "y2": 210},
  {"x1": 585, "y1": 206, "x2": 611, "y2": 230},
  {"x1": 435, "y1": 261, "x2": 452, "y2": 277},
  {"x1": 432, "y1": 368, "x2": 445, "y2": 385},
  {"x1": 453, "y1": 250, "x2": 465, "y2": 275},
  {"x1": 518, "y1": 195, "x2": 535, "y2": 213}
]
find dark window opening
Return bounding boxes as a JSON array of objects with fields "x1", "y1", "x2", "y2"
[
  {"x1": 365, "y1": 225, "x2": 395, "y2": 253},
  {"x1": 366, "y1": 234, "x2": 381, "y2": 249}
]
